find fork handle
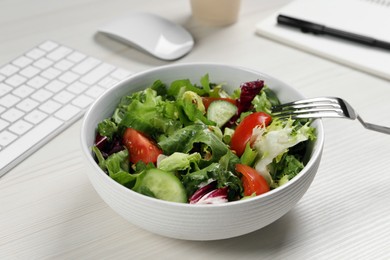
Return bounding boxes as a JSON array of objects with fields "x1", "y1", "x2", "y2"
[{"x1": 357, "y1": 115, "x2": 390, "y2": 135}]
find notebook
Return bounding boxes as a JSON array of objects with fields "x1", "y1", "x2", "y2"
[{"x1": 255, "y1": 0, "x2": 390, "y2": 80}]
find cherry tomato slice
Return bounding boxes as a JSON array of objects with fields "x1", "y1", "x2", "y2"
[
  {"x1": 122, "y1": 128, "x2": 162, "y2": 164},
  {"x1": 236, "y1": 164, "x2": 269, "y2": 196},
  {"x1": 230, "y1": 112, "x2": 272, "y2": 156}
]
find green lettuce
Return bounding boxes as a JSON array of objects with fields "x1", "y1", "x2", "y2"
[
  {"x1": 167, "y1": 74, "x2": 211, "y2": 99},
  {"x1": 182, "y1": 152, "x2": 242, "y2": 199},
  {"x1": 178, "y1": 90, "x2": 214, "y2": 126},
  {"x1": 252, "y1": 86, "x2": 280, "y2": 114},
  {"x1": 270, "y1": 154, "x2": 304, "y2": 187},
  {"x1": 97, "y1": 119, "x2": 118, "y2": 140},
  {"x1": 252, "y1": 118, "x2": 315, "y2": 185},
  {"x1": 157, "y1": 152, "x2": 202, "y2": 172},
  {"x1": 158, "y1": 123, "x2": 228, "y2": 164},
  {"x1": 118, "y1": 86, "x2": 182, "y2": 138},
  {"x1": 92, "y1": 74, "x2": 317, "y2": 203},
  {"x1": 92, "y1": 147, "x2": 137, "y2": 188}
]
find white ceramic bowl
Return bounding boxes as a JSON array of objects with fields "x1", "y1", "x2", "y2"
[{"x1": 81, "y1": 63, "x2": 324, "y2": 241}]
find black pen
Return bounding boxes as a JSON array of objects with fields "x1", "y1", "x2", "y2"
[{"x1": 277, "y1": 14, "x2": 390, "y2": 51}]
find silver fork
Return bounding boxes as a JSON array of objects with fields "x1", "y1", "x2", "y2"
[{"x1": 272, "y1": 97, "x2": 390, "y2": 135}]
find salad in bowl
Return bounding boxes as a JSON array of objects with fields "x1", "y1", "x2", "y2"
[
  {"x1": 81, "y1": 63, "x2": 324, "y2": 240},
  {"x1": 91, "y1": 73, "x2": 316, "y2": 204}
]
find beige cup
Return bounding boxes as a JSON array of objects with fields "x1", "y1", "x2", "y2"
[{"x1": 190, "y1": 0, "x2": 241, "y2": 26}]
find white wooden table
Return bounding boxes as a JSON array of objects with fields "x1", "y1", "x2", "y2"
[{"x1": 1, "y1": 0, "x2": 389, "y2": 259}]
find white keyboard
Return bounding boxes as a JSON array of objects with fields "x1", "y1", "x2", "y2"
[{"x1": 0, "y1": 41, "x2": 133, "y2": 177}]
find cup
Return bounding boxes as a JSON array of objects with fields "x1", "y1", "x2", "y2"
[{"x1": 190, "y1": 0, "x2": 241, "y2": 26}]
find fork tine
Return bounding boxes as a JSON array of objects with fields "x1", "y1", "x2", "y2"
[
  {"x1": 291, "y1": 97, "x2": 339, "y2": 104},
  {"x1": 272, "y1": 97, "x2": 340, "y2": 111},
  {"x1": 272, "y1": 97, "x2": 390, "y2": 134},
  {"x1": 272, "y1": 102, "x2": 341, "y2": 112},
  {"x1": 272, "y1": 97, "x2": 345, "y2": 119},
  {"x1": 272, "y1": 108, "x2": 344, "y2": 119}
]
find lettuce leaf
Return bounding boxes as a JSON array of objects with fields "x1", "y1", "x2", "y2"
[
  {"x1": 97, "y1": 119, "x2": 118, "y2": 140},
  {"x1": 157, "y1": 152, "x2": 202, "y2": 172},
  {"x1": 92, "y1": 147, "x2": 138, "y2": 188},
  {"x1": 118, "y1": 86, "x2": 182, "y2": 138},
  {"x1": 182, "y1": 160, "x2": 242, "y2": 199},
  {"x1": 252, "y1": 86, "x2": 280, "y2": 115},
  {"x1": 158, "y1": 123, "x2": 228, "y2": 164},
  {"x1": 270, "y1": 154, "x2": 304, "y2": 187},
  {"x1": 252, "y1": 118, "x2": 316, "y2": 185},
  {"x1": 167, "y1": 74, "x2": 211, "y2": 99},
  {"x1": 178, "y1": 90, "x2": 214, "y2": 126}
]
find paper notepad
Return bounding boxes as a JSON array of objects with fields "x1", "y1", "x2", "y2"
[{"x1": 256, "y1": 0, "x2": 390, "y2": 80}]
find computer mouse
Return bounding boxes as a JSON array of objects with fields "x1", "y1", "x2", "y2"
[{"x1": 98, "y1": 12, "x2": 194, "y2": 60}]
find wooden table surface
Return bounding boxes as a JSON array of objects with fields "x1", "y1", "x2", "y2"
[{"x1": 1, "y1": 0, "x2": 389, "y2": 259}]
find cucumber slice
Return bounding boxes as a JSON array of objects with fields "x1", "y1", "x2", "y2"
[
  {"x1": 207, "y1": 100, "x2": 238, "y2": 127},
  {"x1": 134, "y1": 168, "x2": 187, "y2": 203}
]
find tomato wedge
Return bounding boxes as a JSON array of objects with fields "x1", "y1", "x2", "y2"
[
  {"x1": 230, "y1": 112, "x2": 272, "y2": 156},
  {"x1": 202, "y1": 97, "x2": 236, "y2": 110},
  {"x1": 122, "y1": 128, "x2": 163, "y2": 164},
  {"x1": 236, "y1": 164, "x2": 269, "y2": 196}
]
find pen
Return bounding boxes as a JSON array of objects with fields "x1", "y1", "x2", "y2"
[{"x1": 277, "y1": 14, "x2": 390, "y2": 51}]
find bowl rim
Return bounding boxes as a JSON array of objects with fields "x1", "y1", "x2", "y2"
[{"x1": 80, "y1": 62, "x2": 324, "y2": 208}]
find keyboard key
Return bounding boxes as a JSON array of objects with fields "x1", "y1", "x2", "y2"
[
  {"x1": 67, "y1": 81, "x2": 88, "y2": 94},
  {"x1": 55, "y1": 104, "x2": 81, "y2": 121},
  {"x1": 33, "y1": 57, "x2": 53, "y2": 70},
  {"x1": 41, "y1": 67, "x2": 62, "y2": 80},
  {"x1": 0, "y1": 64, "x2": 19, "y2": 76},
  {"x1": 98, "y1": 76, "x2": 118, "y2": 88},
  {"x1": 0, "y1": 94, "x2": 21, "y2": 108},
  {"x1": 53, "y1": 90, "x2": 75, "y2": 104},
  {"x1": 26, "y1": 48, "x2": 45, "y2": 60},
  {"x1": 111, "y1": 68, "x2": 133, "y2": 80},
  {"x1": 16, "y1": 98, "x2": 39, "y2": 112},
  {"x1": 1, "y1": 108, "x2": 25, "y2": 123},
  {"x1": 72, "y1": 94, "x2": 94, "y2": 109},
  {"x1": 58, "y1": 71, "x2": 79, "y2": 84},
  {"x1": 39, "y1": 41, "x2": 58, "y2": 52},
  {"x1": 85, "y1": 85, "x2": 105, "y2": 98},
  {"x1": 20, "y1": 66, "x2": 40, "y2": 78},
  {"x1": 54, "y1": 59, "x2": 75, "y2": 71},
  {"x1": 39, "y1": 100, "x2": 62, "y2": 114},
  {"x1": 25, "y1": 109, "x2": 48, "y2": 124},
  {"x1": 9, "y1": 119, "x2": 33, "y2": 135},
  {"x1": 80, "y1": 63, "x2": 116, "y2": 85},
  {"x1": 45, "y1": 80, "x2": 66, "y2": 93},
  {"x1": 67, "y1": 51, "x2": 86, "y2": 63},
  {"x1": 72, "y1": 57, "x2": 100, "y2": 74},
  {"x1": 31, "y1": 89, "x2": 53, "y2": 102},
  {"x1": 5, "y1": 74, "x2": 27, "y2": 87},
  {"x1": 0, "y1": 118, "x2": 9, "y2": 131},
  {"x1": 47, "y1": 46, "x2": 72, "y2": 61},
  {"x1": 0, "y1": 131, "x2": 17, "y2": 147},
  {"x1": 0, "y1": 117, "x2": 63, "y2": 170},
  {"x1": 0, "y1": 83, "x2": 12, "y2": 96},
  {"x1": 27, "y1": 75, "x2": 49, "y2": 89},
  {"x1": 13, "y1": 56, "x2": 33, "y2": 68},
  {"x1": 12, "y1": 84, "x2": 34, "y2": 98}
]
